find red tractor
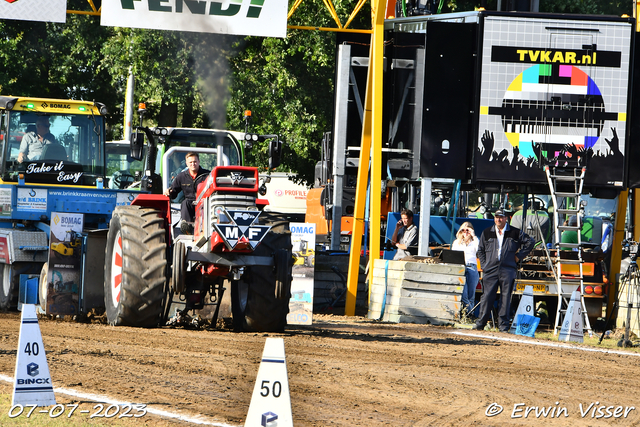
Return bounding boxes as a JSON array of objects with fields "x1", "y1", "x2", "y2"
[{"x1": 102, "y1": 127, "x2": 293, "y2": 331}]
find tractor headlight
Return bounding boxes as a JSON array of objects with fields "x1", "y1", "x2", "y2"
[{"x1": 213, "y1": 206, "x2": 229, "y2": 223}]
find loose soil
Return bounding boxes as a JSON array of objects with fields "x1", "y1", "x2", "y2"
[{"x1": 1, "y1": 312, "x2": 639, "y2": 426}]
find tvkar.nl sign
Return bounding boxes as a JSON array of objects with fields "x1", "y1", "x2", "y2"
[{"x1": 101, "y1": 0, "x2": 287, "y2": 38}]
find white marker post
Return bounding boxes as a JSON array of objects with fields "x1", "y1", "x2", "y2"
[
  {"x1": 12, "y1": 304, "x2": 56, "y2": 406},
  {"x1": 509, "y1": 285, "x2": 535, "y2": 334},
  {"x1": 558, "y1": 290, "x2": 584, "y2": 343},
  {"x1": 245, "y1": 338, "x2": 292, "y2": 427}
]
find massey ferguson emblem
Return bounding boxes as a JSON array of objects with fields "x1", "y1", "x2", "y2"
[
  {"x1": 229, "y1": 172, "x2": 244, "y2": 185},
  {"x1": 214, "y1": 209, "x2": 270, "y2": 250}
]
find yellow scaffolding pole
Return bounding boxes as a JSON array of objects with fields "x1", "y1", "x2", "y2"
[
  {"x1": 344, "y1": 0, "x2": 386, "y2": 316},
  {"x1": 67, "y1": 0, "x2": 100, "y2": 15}
]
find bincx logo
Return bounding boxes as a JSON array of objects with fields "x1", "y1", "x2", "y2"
[
  {"x1": 261, "y1": 411, "x2": 278, "y2": 426},
  {"x1": 119, "y1": 0, "x2": 265, "y2": 19},
  {"x1": 26, "y1": 362, "x2": 39, "y2": 377}
]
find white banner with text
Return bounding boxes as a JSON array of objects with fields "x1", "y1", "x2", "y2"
[{"x1": 101, "y1": 0, "x2": 287, "y2": 38}]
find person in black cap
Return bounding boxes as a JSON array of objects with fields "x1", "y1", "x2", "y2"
[{"x1": 473, "y1": 208, "x2": 534, "y2": 332}]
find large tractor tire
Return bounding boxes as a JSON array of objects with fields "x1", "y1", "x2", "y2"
[
  {"x1": 231, "y1": 231, "x2": 293, "y2": 332},
  {"x1": 104, "y1": 205, "x2": 168, "y2": 327},
  {"x1": 0, "y1": 264, "x2": 15, "y2": 310},
  {"x1": 0, "y1": 263, "x2": 41, "y2": 311}
]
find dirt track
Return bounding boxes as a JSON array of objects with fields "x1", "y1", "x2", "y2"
[{"x1": 1, "y1": 312, "x2": 640, "y2": 426}]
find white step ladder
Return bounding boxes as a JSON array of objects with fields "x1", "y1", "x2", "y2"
[{"x1": 544, "y1": 165, "x2": 593, "y2": 338}]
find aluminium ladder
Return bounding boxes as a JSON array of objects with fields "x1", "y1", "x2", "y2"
[{"x1": 544, "y1": 165, "x2": 593, "y2": 337}]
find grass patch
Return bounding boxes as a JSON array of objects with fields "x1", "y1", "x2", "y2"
[
  {"x1": 456, "y1": 321, "x2": 640, "y2": 353},
  {"x1": 532, "y1": 330, "x2": 640, "y2": 352}
]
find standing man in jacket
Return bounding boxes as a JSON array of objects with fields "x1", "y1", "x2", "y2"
[
  {"x1": 473, "y1": 209, "x2": 534, "y2": 332},
  {"x1": 164, "y1": 152, "x2": 210, "y2": 234}
]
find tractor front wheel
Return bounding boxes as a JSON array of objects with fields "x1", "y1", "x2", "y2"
[
  {"x1": 231, "y1": 231, "x2": 293, "y2": 332},
  {"x1": 104, "y1": 205, "x2": 168, "y2": 327}
]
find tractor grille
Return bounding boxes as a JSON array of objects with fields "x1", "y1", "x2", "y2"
[
  {"x1": 209, "y1": 193, "x2": 257, "y2": 211},
  {"x1": 213, "y1": 167, "x2": 258, "y2": 191}
]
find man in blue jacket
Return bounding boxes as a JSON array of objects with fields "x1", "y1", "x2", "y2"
[{"x1": 473, "y1": 209, "x2": 534, "y2": 332}]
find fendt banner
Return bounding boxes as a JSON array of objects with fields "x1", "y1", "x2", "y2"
[
  {"x1": 101, "y1": 0, "x2": 288, "y2": 38},
  {"x1": 0, "y1": 0, "x2": 67, "y2": 23}
]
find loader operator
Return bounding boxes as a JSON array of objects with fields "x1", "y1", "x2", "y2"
[
  {"x1": 18, "y1": 116, "x2": 57, "y2": 163},
  {"x1": 164, "y1": 152, "x2": 210, "y2": 235}
]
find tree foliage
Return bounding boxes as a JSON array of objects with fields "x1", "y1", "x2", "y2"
[
  {"x1": 227, "y1": 0, "x2": 371, "y2": 183},
  {"x1": 0, "y1": 13, "x2": 118, "y2": 128}
]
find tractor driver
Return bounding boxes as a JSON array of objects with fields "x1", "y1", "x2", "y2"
[
  {"x1": 18, "y1": 116, "x2": 57, "y2": 163},
  {"x1": 164, "y1": 152, "x2": 210, "y2": 235}
]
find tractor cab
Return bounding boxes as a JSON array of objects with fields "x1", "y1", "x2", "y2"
[
  {"x1": 126, "y1": 127, "x2": 247, "y2": 232},
  {"x1": 105, "y1": 140, "x2": 146, "y2": 190},
  {"x1": 151, "y1": 127, "x2": 243, "y2": 177},
  {"x1": 0, "y1": 96, "x2": 107, "y2": 186}
]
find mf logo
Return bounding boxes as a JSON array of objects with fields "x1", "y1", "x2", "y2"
[
  {"x1": 119, "y1": 0, "x2": 265, "y2": 19},
  {"x1": 214, "y1": 209, "x2": 270, "y2": 250},
  {"x1": 27, "y1": 362, "x2": 39, "y2": 377}
]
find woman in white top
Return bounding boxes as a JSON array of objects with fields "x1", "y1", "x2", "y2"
[{"x1": 452, "y1": 221, "x2": 479, "y2": 317}]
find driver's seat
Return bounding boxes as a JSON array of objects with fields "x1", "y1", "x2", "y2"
[{"x1": 41, "y1": 143, "x2": 67, "y2": 161}]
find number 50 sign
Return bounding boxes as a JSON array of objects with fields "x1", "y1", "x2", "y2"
[{"x1": 245, "y1": 338, "x2": 293, "y2": 427}]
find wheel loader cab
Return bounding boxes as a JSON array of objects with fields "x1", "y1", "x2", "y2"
[{"x1": 0, "y1": 97, "x2": 107, "y2": 186}]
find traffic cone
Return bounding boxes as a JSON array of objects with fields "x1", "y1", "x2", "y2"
[
  {"x1": 245, "y1": 338, "x2": 292, "y2": 427},
  {"x1": 509, "y1": 285, "x2": 536, "y2": 334},
  {"x1": 12, "y1": 304, "x2": 56, "y2": 406},
  {"x1": 558, "y1": 290, "x2": 584, "y2": 343}
]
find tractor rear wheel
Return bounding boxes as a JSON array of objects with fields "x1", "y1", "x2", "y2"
[
  {"x1": 0, "y1": 263, "x2": 40, "y2": 311},
  {"x1": 104, "y1": 205, "x2": 168, "y2": 327},
  {"x1": 232, "y1": 231, "x2": 293, "y2": 332}
]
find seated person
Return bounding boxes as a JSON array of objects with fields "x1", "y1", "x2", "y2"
[
  {"x1": 164, "y1": 152, "x2": 211, "y2": 235},
  {"x1": 18, "y1": 116, "x2": 57, "y2": 163},
  {"x1": 391, "y1": 209, "x2": 419, "y2": 260}
]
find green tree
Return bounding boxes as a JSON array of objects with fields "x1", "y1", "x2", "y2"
[
  {"x1": 100, "y1": 28, "x2": 244, "y2": 136},
  {"x1": 101, "y1": 29, "x2": 197, "y2": 129},
  {"x1": 0, "y1": 12, "x2": 118, "y2": 125},
  {"x1": 227, "y1": 0, "x2": 371, "y2": 184}
]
